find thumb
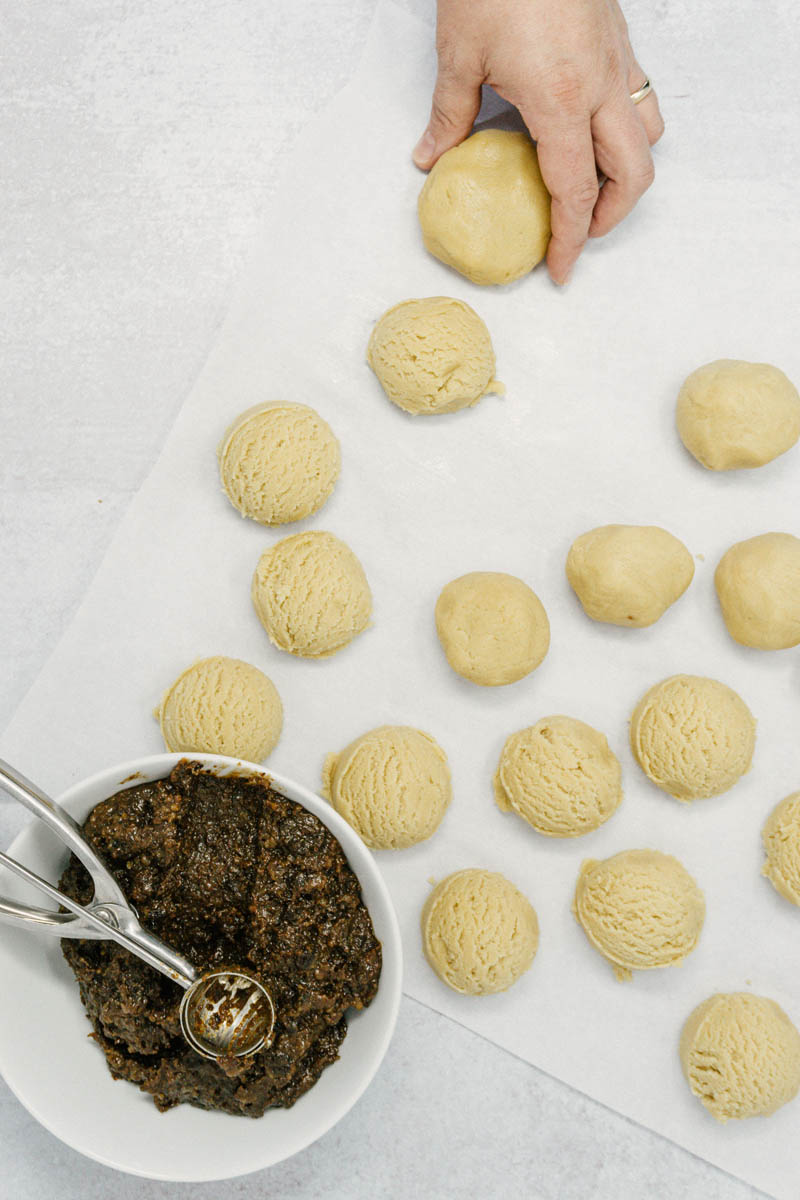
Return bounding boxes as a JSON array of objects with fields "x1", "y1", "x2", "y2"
[{"x1": 413, "y1": 66, "x2": 482, "y2": 169}]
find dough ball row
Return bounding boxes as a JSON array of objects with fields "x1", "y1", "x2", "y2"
[{"x1": 420, "y1": 860, "x2": 800, "y2": 1122}]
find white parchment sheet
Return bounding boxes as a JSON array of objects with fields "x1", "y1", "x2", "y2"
[{"x1": 3, "y1": 3, "x2": 800, "y2": 1193}]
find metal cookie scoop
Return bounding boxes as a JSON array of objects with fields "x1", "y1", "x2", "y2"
[{"x1": 0, "y1": 759, "x2": 275, "y2": 1060}]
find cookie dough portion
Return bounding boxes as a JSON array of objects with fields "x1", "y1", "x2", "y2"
[
  {"x1": 630, "y1": 674, "x2": 756, "y2": 801},
  {"x1": 252, "y1": 531, "x2": 371, "y2": 658},
  {"x1": 566, "y1": 524, "x2": 694, "y2": 628},
  {"x1": 418, "y1": 130, "x2": 551, "y2": 286},
  {"x1": 422, "y1": 869, "x2": 539, "y2": 995},
  {"x1": 435, "y1": 571, "x2": 550, "y2": 687},
  {"x1": 680, "y1": 993, "x2": 800, "y2": 1121},
  {"x1": 762, "y1": 793, "x2": 800, "y2": 905},
  {"x1": 676, "y1": 359, "x2": 800, "y2": 470},
  {"x1": 367, "y1": 297, "x2": 503, "y2": 416},
  {"x1": 715, "y1": 533, "x2": 800, "y2": 650},
  {"x1": 322, "y1": 725, "x2": 451, "y2": 849},
  {"x1": 217, "y1": 402, "x2": 340, "y2": 525},
  {"x1": 155, "y1": 656, "x2": 283, "y2": 761},
  {"x1": 494, "y1": 715, "x2": 622, "y2": 837},
  {"x1": 573, "y1": 849, "x2": 705, "y2": 981}
]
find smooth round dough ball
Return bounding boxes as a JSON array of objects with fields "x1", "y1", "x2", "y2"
[
  {"x1": 715, "y1": 533, "x2": 800, "y2": 650},
  {"x1": 566, "y1": 524, "x2": 694, "y2": 628},
  {"x1": 421, "y1": 869, "x2": 539, "y2": 995},
  {"x1": 762, "y1": 793, "x2": 800, "y2": 905},
  {"x1": 322, "y1": 725, "x2": 451, "y2": 849},
  {"x1": 680, "y1": 993, "x2": 800, "y2": 1121},
  {"x1": 573, "y1": 849, "x2": 705, "y2": 981},
  {"x1": 417, "y1": 130, "x2": 551, "y2": 286},
  {"x1": 435, "y1": 571, "x2": 550, "y2": 687},
  {"x1": 217, "y1": 402, "x2": 340, "y2": 525},
  {"x1": 493, "y1": 715, "x2": 622, "y2": 837},
  {"x1": 630, "y1": 674, "x2": 756, "y2": 801},
  {"x1": 366, "y1": 297, "x2": 503, "y2": 415},
  {"x1": 155, "y1": 655, "x2": 283, "y2": 761},
  {"x1": 252, "y1": 531, "x2": 371, "y2": 658},
  {"x1": 676, "y1": 359, "x2": 800, "y2": 470}
]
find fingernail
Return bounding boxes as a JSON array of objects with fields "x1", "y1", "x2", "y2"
[{"x1": 413, "y1": 129, "x2": 436, "y2": 168}]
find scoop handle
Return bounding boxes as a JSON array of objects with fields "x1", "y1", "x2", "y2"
[{"x1": 0, "y1": 759, "x2": 129, "y2": 911}]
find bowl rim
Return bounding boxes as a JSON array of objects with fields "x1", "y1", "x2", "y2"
[{"x1": 0, "y1": 751, "x2": 403, "y2": 1181}]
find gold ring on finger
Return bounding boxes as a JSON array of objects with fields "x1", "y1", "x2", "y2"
[{"x1": 630, "y1": 78, "x2": 652, "y2": 105}]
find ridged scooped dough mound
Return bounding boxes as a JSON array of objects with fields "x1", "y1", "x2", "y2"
[
  {"x1": 366, "y1": 297, "x2": 503, "y2": 415},
  {"x1": 573, "y1": 849, "x2": 705, "y2": 981},
  {"x1": 217, "y1": 402, "x2": 340, "y2": 525},
  {"x1": 251, "y1": 531, "x2": 371, "y2": 658},
  {"x1": 435, "y1": 571, "x2": 550, "y2": 687},
  {"x1": 676, "y1": 359, "x2": 800, "y2": 470},
  {"x1": 566, "y1": 524, "x2": 694, "y2": 627},
  {"x1": 322, "y1": 725, "x2": 451, "y2": 849},
  {"x1": 680, "y1": 993, "x2": 800, "y2": 1121},
  {"x1": 417, "y1": 130, "x2": 551, "y2": 286},
  {"x1": 715, "y1": 533, "x2": 800, "y2": 650},
  {"x1": 630, "y1": 674, "x2": 756, "y2": 801},
  {"x1": 421, "y1": 869, "x2": 539, "y2": 995},
  {"x1": 762, "y1": 793, "x2": 800, "y2": 905},
  {"x1": 493, "y1": 715, "x2": 622, "y2": 837},
  {"x1": 155, "y1": 655, "x2": 283, "y2": 761}
]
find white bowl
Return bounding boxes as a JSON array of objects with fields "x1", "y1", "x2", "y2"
[{"x1": 0, "y1": 753, "x2": 402, "y2": 1181}]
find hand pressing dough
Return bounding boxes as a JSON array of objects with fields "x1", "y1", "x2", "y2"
[
  {"x1": 417, "y1": 130, "x2": 551, "y2": 286},
  {"x1": 715, "y1": 533, "x2": 800, "y2": 649},
  {"x1": 762, "y1": 793, "x2": 800, "y2": 905},
  {"x1": 630, "y1": 674, "x2": 756, "y2": 801},
  {"x1": 252, "y1": 531, "x2": 371, "y2": 658},
  {"x1": 155, "y1": 655, "x2": 282, "y2": 761},
  {"x1": 367, "y1": 297, "x2": 503, "y2": 415},
  {"x1": 680, "y1": 993, "x2": 800, "y2": 1121},
  {"x1": 676, "y1": 359, "x2": 800, "y2": 470},
  {"x1": 322, "y1": 725, "x2": 451, "y2": 849},
  {"x1": 573, "y1": 849, "x2": 705, "y2": 981},
  {"x1": 566, "y1": 524, "x2": 694, "y2": 627},
  {"x1": 217, "y1": 402, "x2": 340, "y2": 525},
  {"x1": 421, "y1": 868, "x2": 539, "y2": 995},
  {"x1": 435, "y1": 571, "x2": 550, "y2": 686},
  {"x1": 493, "y1": 715, "x2": 622, "y2": 837}
]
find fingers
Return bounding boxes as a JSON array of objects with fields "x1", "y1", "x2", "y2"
[
  {"x1": 628, "y1": 61, "x2": 665, "y2": 146},
  {"x1": 528, "y1": 114, "x2": 598, "y2": 285},
  {"x1": 588, "y1": 96, "x2": 655, "y2": 239},
  {"x1": 413, "y1": 61, "x2": 483, "y2": 170}
]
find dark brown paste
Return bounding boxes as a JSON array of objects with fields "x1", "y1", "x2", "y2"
[{"x1": 59, "y1": 760, "x2": 382, "y2": 1116}]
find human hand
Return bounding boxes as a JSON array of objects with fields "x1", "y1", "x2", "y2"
[{"x1": 413, "y1": 0, "x2": 664, "y2": 284}]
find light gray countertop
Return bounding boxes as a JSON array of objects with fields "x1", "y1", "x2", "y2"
[{"x1": 2, "y1": 0, "x2": 793, "y2": 1194}]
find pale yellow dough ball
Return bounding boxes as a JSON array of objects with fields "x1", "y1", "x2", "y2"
[
  {"x1": 155, "y1": 655, "x2": 283, "y2": 762},
  {"x1": 630, "y1": 674, "x2": 756, "y2": 801},
  {"x1": 493, "y1": 715, "x2": 622, "y2": 837},
  {"x1": 367, "y1": 297, "x2": 503, "y2": 415},
  {"x1": 418, "y1": 130, "x2": 551, "y2": 286},
  {"x1": 573, "y1": 849, "x2": 705, "y2": 981},
  {"x1": 435, "y1": 571, "x2": 550, "y2": 687},
  {"x1": 566, "y1": 524, "x2": 694, "y2": 627},
  {"x1": 676, "y1": 359, "x2": 800, "y2": 470},
  {"x1": 680, "y1": 993, "x2": 800, "y2": 1121},
  {"x1": 715, "y1": 533, "x2": 800, "y2": 650},
  {"x1": 762, "y1": 793, "x2": 800, "y2": 905},
  {"x1": 322, "y1": 725, "x2": 451, "y2": 849},
  {"x1": 252, "y1": 531, "x2": 371, "y2": 658},
  {"x1": 217, "y1": 402, "x2": 340, "y2": 525},
  {"x1": 421, "y1": 868, "x2": 539, "y2": 995}
]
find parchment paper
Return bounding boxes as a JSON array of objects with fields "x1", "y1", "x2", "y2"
[{"x1": 3, "y1": 3, "x2": 800, "y2": 1194}]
